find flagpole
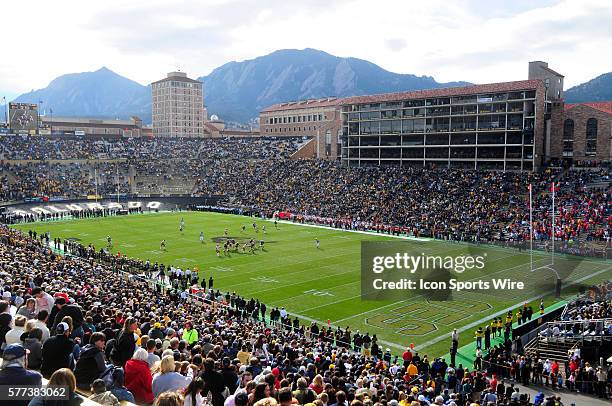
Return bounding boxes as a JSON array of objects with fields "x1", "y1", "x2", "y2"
[
  {"x1": 1, "y1": 96, "x2": 6, "y2": 125},
  {"x1": 116, "y1": 164, "x2": 120, "y2": 203},
  {"x1": 529, "y1": 183, "x2": 533, "y2": 272},
  {"x1": 551, "y1": 181, "x2": 555, "y2": 266},
  {"x1": 94, "y1": 167, "x2": 98, "y2": 203}
]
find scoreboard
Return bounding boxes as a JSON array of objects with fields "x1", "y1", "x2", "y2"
[{"x1": 9, "y1": 102, "x2": 38, "y2": 132}]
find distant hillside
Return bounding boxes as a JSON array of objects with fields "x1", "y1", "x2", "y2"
[
  {"x1": 565, "y1": 72, "x2": 612, "y2": 103},
  {"x1": 200, "y1": 48, "x2": 469, "y2": 122},
  {"x1": 14, "y1": 67, "x2": 151, "y2": 121}
]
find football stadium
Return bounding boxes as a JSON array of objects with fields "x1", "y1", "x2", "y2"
[{"x1": 0, "y1": 3, "x2": 611, "y2": 405}]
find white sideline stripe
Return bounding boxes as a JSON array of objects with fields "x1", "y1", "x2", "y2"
[
  {"x1": 414, "y1": 265, "x2": 612, "y2": 351},
  {"x1": 266, "y1": 219, "x2": 609, "y2": 265},
  {"x1": 266, "y1": 219, "x2": 430, "y2": 241}
]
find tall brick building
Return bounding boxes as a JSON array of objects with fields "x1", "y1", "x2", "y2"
[
  {"x1": 151, "y1": 72, "x2": 205, "y2": 137},
  {"x1": 259, "y1": 98, "x2": 342, "y2": 159},
  {"x1": 549, "y1": 102, "x2": 611, "y2": 163}
]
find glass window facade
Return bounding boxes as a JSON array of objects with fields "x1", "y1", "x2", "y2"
[{"x1": 342, "y1": 88, "x2": 539, "y2": 170}]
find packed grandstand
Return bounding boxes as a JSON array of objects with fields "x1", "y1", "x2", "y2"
[{"x1": 0, "y1": 134, "x2": 610, "y2": 406}]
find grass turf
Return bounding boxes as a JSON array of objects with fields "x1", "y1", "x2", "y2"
[{"x1": 12, "y1": 211, "x2": 612, "y2": 358}]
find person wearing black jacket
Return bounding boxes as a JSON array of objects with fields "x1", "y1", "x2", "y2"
[
  {"x1": 112, "y1": 317, "x2": 137, "y2": 367},
  {"x1": 74, "y1": 332, "x2": 110, "y2": 389},
  {"x1": 221, "y1": 357, "x2": 238, "y2": 393},
  {"x1": 200, "y1": 357, "x2": 227, "y2": 406},
  {"x1": 41, "y1": 322, "x2": 77, "y2": 377}
]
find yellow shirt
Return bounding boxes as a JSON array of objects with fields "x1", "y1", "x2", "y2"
[
  {"x1": 237, "y1": 350, "x2": 251, "y2": 365},
  {"x1": 407, "y1": 364, "x2": 418, "y2": 376}
]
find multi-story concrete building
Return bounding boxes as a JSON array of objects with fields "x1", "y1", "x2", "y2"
[
  {"x1": 341, "y1": 80, "x2": 547, "y2": 170},
  {"x1": 151, "y1": 72, "x2": 204, "y2": 137},
  {"x1": 259, "y1": 61, "x2": 610, "y2": 169},
  {"x1": 259, "y1": 98, "x2": 342, "y2": 159}
]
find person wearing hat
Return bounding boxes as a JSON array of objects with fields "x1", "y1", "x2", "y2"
[
  {"x1": 51, "y1": 297, "x2": 84, "y2": 338},
  {"x1": 0, "y1": 343, "x2": 42, "y2": 391},
  {"x1": 41, "y1": 321, "x2": 78, "y2": 377},
  {"x1": 149, "y1": 321, "x2": 165, "y2": 340}
]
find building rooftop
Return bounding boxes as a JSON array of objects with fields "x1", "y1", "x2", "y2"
[
  {"x1": 565, "y1": 101, "x2": 612, "y2": 115},
  {"x1": 261, "y1": 97, "x2": 340, "y2": 113},
  {"x1": 41, "y1": 116, "x2": 140, "y2": 126},
  {"x1": 151, "y1": 72, "x2": 201, "y2": 85},
  {"x1": 341, "y1": 80, "x2": 543, "y2": 105}
]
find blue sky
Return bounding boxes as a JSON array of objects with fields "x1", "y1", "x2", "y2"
[{"x1": 0, "y1": 0, "x2": 610, "y2": 98}]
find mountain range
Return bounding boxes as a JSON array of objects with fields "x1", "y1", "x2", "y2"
[
  {"x1": 13, "y1": 48, "x2": 612, "y2": 124},
  {"x1": 15, "y1": 67, "x2": 151, "y2": 121},
  {"x1": 563, "y1": 72, "x2": 612, "y2": 103}
]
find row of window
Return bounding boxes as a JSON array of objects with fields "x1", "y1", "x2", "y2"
[
  {"x1": 153, "y1": 96, "x2": 203, "y2": 103},
  {"x1": 346, "y1": 102, "x2": 533, "y2": 120},
  {"x1": 153, "y1": 89, "x2": 202, "y2": 96},
  {"x1": 153, "y1": 114, "x2": 203, "y2": 120},
  {"x1": 563, "y1": 118, "x2": 598, "y2": 157},
  {"x1": 345, "y1": 133, "x2": 534, "y2": 146},
  {"x1": 346, "y1": 116, "x2": 530, "y2": 134},
  {"x1": 341, "y1": 146, "x2": 534, "y2": 160},
  {"x1": 266, "y1": 113, "x2": 328, "y2": 124},
  {"x1": 154, "y1": 123, "x2": 204, "y2": 128},
  {"x1": 342, "y1": 159, "x2": 533, "y2": 171},
  {"x1": 51, "y1": 126, "x2": 124, "y2": 135},
  {"x1": 264, "y1": 126, "x2": 318, "y2": 133},
  {"x1": 343, "y1": 91, "x2": 537, "y2": 112},
  {"x1": 153, "y1": 81, "x2": 201, "y2": 89}
]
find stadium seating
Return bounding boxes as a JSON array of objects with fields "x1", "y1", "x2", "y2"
[{"x1": 0, "y1": 135, "x2": 610, "y2": 405}]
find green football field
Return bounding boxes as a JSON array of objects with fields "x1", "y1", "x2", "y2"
[{"x1": 12, "y1": 211, "x2": 612, "y2": 358}]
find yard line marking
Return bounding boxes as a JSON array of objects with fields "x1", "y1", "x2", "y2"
[
  {"x1": 330, "y1": 256, "x2": 552, "y2": 323},
  {"x1": 212, "y1": 250, "x2": 358, "y2": 281},
  {"x1": 176, "y1": 258, "x2": 196, "y2": 263}
]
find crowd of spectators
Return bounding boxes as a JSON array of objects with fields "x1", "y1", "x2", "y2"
[
  {"x1": 0, "y1": 136, "x2": 303, "y2": 161},
  {"x1": 191, "y1": 161, "x2": 610, "y2": 247},
  {"x1": 1, "y1": 136, "x2": 610, "y2": 251},
  {"x1": 2, "y1": 226, "x2": 603, "y2": 406},
  {"x1": 0, "y1": 162, "x2": 130, "y2": 202}
]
